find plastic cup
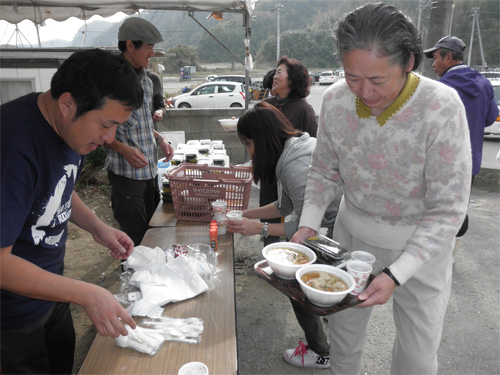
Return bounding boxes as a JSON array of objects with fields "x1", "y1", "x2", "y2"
[
  {"x1": 226, "y1": 210, "x2": 243, "y2": 223},
  {"x1": 346, "y1": 260, "x2": 372, "y2": 295},
  {"x1": 351, "y1": 250, "x2": 376, "y2": 266},
  {"x1": 178, "y1": 362, "x2": 209, "y2": 375}
]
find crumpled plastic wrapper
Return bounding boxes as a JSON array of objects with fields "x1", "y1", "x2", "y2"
[
  {"x1": 130, "y1": 256, "x2": 209, "y2": 306},
  {"x1": 123, "y1": 245, "x2": 167, "y2": 271},
  {"x1": 114, "y1": 244, "x2": 219, "y2": 319}
]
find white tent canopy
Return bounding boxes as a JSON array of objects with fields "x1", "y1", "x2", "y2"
[{"x1": 0, "y1": 1, "x2": 255, "y2": 24}]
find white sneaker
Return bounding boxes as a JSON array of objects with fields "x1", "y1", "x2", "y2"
[{"x1": 283, "y1": 341, "x2": 330, "y2": 369}]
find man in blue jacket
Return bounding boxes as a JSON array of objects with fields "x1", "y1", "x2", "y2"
[{"x1": 424, "y1": 35, "x2": 499, "y2": 241}]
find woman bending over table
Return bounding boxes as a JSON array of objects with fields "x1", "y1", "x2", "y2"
[{"x1": 228, "y1": 102, "x2": 341, "y2": 369}]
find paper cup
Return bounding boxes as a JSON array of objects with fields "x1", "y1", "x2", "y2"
[
  {"x1": 217, "y1": 219, "x2": 227, "y2": 235},
  {"x1": 178, "y1": 362, "x2": 209, "y2": 375},
  {"x1": 351, "y1": 250, "x2": 376, "y2": 266},
  {"x1": 346, "y1": 260, "x2": 372, "y2": 295},
  {"x1": 211, "y1": 200, "x2": 227, "y2": 215},
  {"x1": 226, "y1": 210, "x2": 243, "y2": 223}
]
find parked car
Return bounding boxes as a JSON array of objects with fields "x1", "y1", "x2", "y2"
[
  {"x1": 171, "y1": 81, "x2": 245, "y2": 108},
  {"x1": 319, "y1": 71, "x2": 336, "y2": 85},
  {"x1": 481, "y1": 71, "x2": 500, "y2": 81},
  {"x1": 484, "y1": 80, "x2": 500, "y2": 135},
  {"x1": 211, "y1": 75, "x2": 251, "y2": 86}
]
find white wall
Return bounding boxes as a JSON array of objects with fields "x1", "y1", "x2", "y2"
[{"x1": 0, "y1": 67, "x2": 56, "y2": 103}]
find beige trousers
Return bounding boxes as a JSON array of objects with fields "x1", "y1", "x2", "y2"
[{"x1": 328, "y1": 219, "x2": 453, "y2": 374}]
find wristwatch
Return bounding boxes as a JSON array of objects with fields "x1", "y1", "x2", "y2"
[
  {"x1": 382, "y1": 267, "x2": 400, "y2": 286},
  {"x1": 261, "y1": 222, "x2": 269, "y2": 239}
]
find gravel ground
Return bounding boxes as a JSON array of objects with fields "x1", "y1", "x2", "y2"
[{"x1": 234, "y1": 187, "x2": 500, "y2": 375}]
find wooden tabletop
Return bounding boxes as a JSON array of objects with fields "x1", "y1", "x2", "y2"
[
  {"x1": 149, "y1": 199, "x2": 178, "y2": 227},
  {"x1": 78, "y1": 225, "x2": 237, "y2": 375}
]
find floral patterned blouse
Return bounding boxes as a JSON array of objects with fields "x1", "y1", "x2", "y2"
[{"x1": 299, "y1": 73, "x2": 472, "y2": 284}]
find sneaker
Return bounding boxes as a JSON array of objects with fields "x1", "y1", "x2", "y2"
[{"x1": 283, "y1": 341, "x2": 330, "y2": 369}]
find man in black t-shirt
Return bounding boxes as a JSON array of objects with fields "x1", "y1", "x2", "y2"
[{"x1": 1, "y1": 49, "x2": 142, "y2": 374}]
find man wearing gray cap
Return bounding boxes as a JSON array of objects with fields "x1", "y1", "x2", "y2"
[
  {"x1": 424, "y1": 36, "x2": 498, "y2": 251},
  {"x1": 105, "y1": 17, "x2": 174, "y2": 246}
]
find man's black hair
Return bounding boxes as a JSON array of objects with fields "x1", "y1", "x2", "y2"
[{"x1": 51, "y1": 48, "x2": 143, "y2": 119}]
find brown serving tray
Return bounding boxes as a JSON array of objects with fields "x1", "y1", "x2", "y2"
[{"x1": 254, "y1": 260, "x2": 374, "y2": 316}]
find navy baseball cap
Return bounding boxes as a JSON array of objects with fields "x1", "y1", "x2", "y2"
[
  {"x1": 424, "y1": 36, "x2": 466, "y2": 58},
  {"x1": 118, "y1": 17, "x2": 163, "y2": 44}
]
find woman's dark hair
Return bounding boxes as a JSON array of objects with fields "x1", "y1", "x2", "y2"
[
  {"x1": 276, "y1": 56, "x2": 311, "y2": 99},
  {"x1": 118, "y1": 40, "x2": 143, "y2": 53},
  {"x1": 50, "y1": 48, "x2": 143, "y2": 119},
  {"x1": 334, "y1": 2, "x2": 423, "y2": 71},
  {"x1": 237, "y1": 102, "x2": 300, "y2": 185}
]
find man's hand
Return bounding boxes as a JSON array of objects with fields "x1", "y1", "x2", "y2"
[
  {"x1": 153, "y1": 109, "x2": 164, "y2": 122},
  {"x1": 81, "y1": 283, "x2": 136, "y2": 338},
  {"x1": 91, "y1": 225, "x2": 134, "y2": 260},
  {"x1": 158, "y1": 138, "x2": 174, "y2": 162},
  {"x1": 123, "y1": 146, "x2": 148, "y2": 169}
]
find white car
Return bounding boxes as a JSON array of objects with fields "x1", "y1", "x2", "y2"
[
  {"x1": 172, "y1": 81, "x2": 245, "y2": 109},
  {"x1": 484, "y1": 80, "x2": 500, "y2": 136},
  {"x1": 319, "y1": 71, "x2": 336, "y2": 85}
]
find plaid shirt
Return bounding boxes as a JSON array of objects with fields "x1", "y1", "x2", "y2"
[{"x1": 105, "y1": 69, "x2": 158, "y2": 180}]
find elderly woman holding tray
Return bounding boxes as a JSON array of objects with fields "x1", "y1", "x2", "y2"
[
  {"x1": 291, "y1": 3, "x2": 471, "y2": 374},
  {"x1": 228, "y1": 101, "x2": 341, "y2": 369}
]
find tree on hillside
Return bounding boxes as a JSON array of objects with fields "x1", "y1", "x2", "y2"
[
  {"x1": 159, "y1": 45, "x2": 199, "y2": 73},
  {"x1": 196, "y1": 23, "x2": 246, "y2": 63}
]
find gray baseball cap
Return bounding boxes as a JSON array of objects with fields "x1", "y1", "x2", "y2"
[
  {"x1": 424, "y1": 36, "x2": 466, "y2": 58},
  {"x1": 118, "y1": 17, "x2": 163, "y2": 44}
]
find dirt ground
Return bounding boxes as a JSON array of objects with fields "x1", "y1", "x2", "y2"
[{"x1": 65, "y1": 170, "x2": 123, "y2": 374}]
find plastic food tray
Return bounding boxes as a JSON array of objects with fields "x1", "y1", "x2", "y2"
[
  {"x1": 254, "y1": 260, "x2": 374, "y2": 315},
  {"x1": 167, "y1": 164, "x2": 253, "y2": 222}
]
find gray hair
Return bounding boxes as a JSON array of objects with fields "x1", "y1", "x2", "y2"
[
  {"x1": 438, "y1": 48, "x2": 464, "y2": 62},
  {"x1": 334, "y1": 2, "x2": 422, "y2": 71}
]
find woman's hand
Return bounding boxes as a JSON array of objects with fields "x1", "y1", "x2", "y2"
[
  {"x1": 227, "y1": 218, "x2": 262, "y2": 236},
  {"x1": 290, "y1": 226, "x2": 316, "y2": 244},
  {"x1": 355, "y1": 272, "x2": 397, "y2": 308}
]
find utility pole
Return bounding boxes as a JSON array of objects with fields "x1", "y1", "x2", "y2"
[
  {"x1": 271, "y1": 1, "x2": 284, "y2": 62},
  {"x1": 468, "y1": 7, "x2": 486, "y2": 68},
  {"x1": 422, "y1": 0, "x2": 454, "y2": 78}
]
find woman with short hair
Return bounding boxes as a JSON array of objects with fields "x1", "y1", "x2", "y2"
[
  {"x1": 291, "y1": 3, "x2": 471, "y2": 373},
  {"x1": 260, "y1": 56, "x2": 318, "y2": 247}
]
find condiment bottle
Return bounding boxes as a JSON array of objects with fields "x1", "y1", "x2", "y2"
[{"x1": 210, "y1": 227, "x2": 218, "y2": 250}]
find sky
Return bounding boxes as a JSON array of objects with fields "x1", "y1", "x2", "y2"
[{"x1": 0, "y1": 12, "x2": 127, "y2": 47}]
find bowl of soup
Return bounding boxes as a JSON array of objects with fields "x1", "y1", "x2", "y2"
[
  {"x1": 262, "y1": 242, "x2": 316, "y2": 280},
  {"x1": 296, "y1": 264, "x2": 355, "y2": 306}
]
